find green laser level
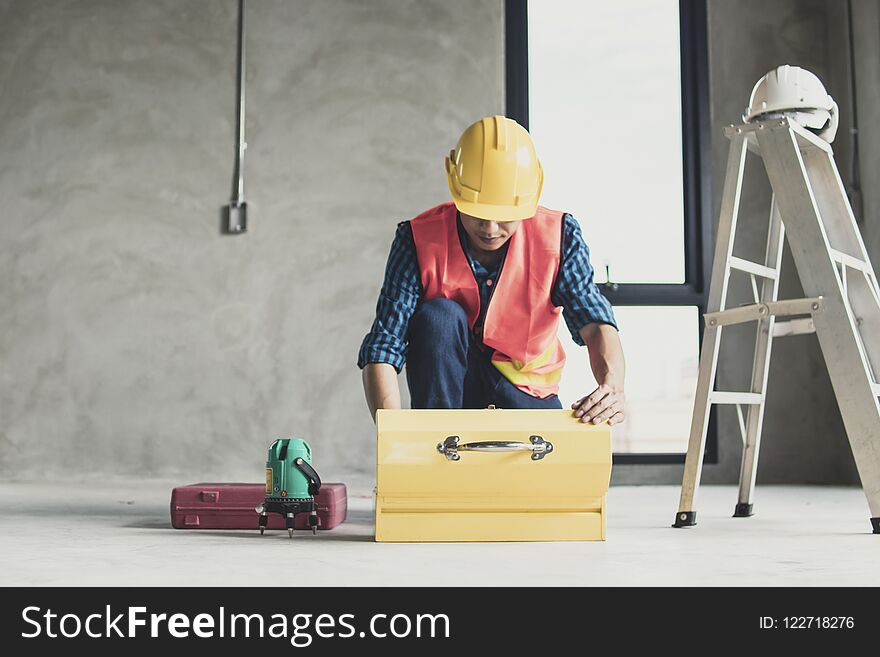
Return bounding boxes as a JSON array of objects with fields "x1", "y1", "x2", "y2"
[{"x1": 256, "y1": 438, "x2": 322, "y2": 537}]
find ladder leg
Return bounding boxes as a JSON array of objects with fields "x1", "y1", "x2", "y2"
[
  {"x1": 674, "y1": 134, "x2": 749, "y2": 528},
  {"x1": 675, "y1": 325, "x2": 722, "y2": 527},
  {"x1": 735, "y1": 200, "x2": 785, "y2": 516},
  {"x1": 734, "y1": 365, "x2": 767, "y2": 518},
  {"x1": 759, "y1": 124, "x2": 880, "y2": 531},
  {"x1": 807, "y1": 148, "x2": 880, "y2": 531}
]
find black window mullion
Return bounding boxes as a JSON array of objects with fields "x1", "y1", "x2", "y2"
[
  {"x1": 504, "y1": 0, "x2": 530, "y2": 129},
  {"x1": 600, "y1": 285, "x2": 703, "y2": 307}
]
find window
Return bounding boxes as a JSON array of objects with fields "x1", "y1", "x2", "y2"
[{"x1": 506, "y1": 0, "x2": 713, "y2": 461}]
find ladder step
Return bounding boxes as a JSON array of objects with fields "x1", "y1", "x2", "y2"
[
  {"x1": 710, "y1": 392, "x2": 764, "y2": 405},
  {"x1": 728, "y1": 256, "x2": 779, "y2": 280},
  {"x1": 873, "y1": 384, "x2": 880, "y2": 398},
  {"x1": 773, "y1": 317, "x2": 816, "y2": 337},
  {"x1": 829, "y1": 248, "x2": 869, "y2": 273},
  {"x1": 724, "y1": 118, "x2": 833, "y2": 154},
  {"x1": 789, "y1": 119, "x2": 834, "y2": 154}
]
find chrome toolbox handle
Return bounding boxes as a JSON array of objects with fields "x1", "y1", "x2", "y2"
[{"x1": 436, "y1": 435, "x2": 553, "y2": 461}]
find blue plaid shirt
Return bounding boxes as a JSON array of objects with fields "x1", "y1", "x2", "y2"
[{"x1": 358, "y1": 212, "x2": 617, "y2": 372}]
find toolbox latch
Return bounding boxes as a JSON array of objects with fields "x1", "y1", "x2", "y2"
[{"x1": 200, "y1": 491, "x2": 219, "y2": 503}]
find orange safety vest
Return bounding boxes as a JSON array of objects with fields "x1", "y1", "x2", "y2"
[{"x1": 410, "y1": 202, "x2": 566, "y2": 399}]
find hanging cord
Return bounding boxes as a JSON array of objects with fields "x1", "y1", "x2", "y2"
[
  {"x1": 232, "y1": 0, "x2": 246, "y2": 206},
  {"x1": 846, "y1": 0, "x2": 863, "y2": 224},
  {"x1": 224, "y1": 0, "x2": 248, "y2": 234}
]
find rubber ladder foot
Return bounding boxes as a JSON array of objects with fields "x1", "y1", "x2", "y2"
[{"x1": 672, "y1": 511, "x2": 696, "y2": 528}]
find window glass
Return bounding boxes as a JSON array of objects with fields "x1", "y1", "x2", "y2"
[
  {"x1": 557, "y1": 306, "x2": 698, "y2": 453},
  {"x1": 528, "y1": 0, "x2": 684, "y2": 283}
]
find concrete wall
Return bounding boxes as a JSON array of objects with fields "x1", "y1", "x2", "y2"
[
  {"x1": 0, "y1": 0, "x2": 874, "y2": 487},
  {"x1": 0, "y1": 0, "x2": 504, "y2": 481},
  {"x1": 852, "y1": 0, "x2": 880, "y2": 260}
]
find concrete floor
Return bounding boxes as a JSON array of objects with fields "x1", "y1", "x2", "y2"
[{"x1": 1, "y1": 481, "x2": 877, "y2": 586}]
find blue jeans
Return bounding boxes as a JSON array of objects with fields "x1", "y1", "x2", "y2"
[{"x1": 406, "y1": 298, "x2": 563, "y2": 409}]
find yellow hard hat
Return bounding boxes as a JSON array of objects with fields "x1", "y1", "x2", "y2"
[{"x1": 445, "y1": 115, "x2": 543, "y2": 222}]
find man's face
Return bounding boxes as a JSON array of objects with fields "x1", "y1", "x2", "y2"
[{"x1": 459, "y1": 212, "x2": 522, "y2": 254}]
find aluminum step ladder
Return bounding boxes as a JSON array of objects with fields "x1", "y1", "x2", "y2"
[{"x1": 673, "y1": 117, "x2": 880, "y2": 534}]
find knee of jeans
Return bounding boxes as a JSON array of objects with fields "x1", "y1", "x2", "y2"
[{"x1": 411, "y1": 298, "x2": 468, "y2": 333}]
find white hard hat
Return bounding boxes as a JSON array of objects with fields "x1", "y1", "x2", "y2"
[{"x1": 743, "y1": 65, "x2": 838, "y2": 143}]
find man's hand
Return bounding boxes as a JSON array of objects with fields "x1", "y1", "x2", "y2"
[
  {"x1": 574, "y1": 322, "x2": 625, "y2": 425},
  {"x1": 362, "y1": 363, "x2": 402, "y2": 423},
  {"x1": 572, "y1": 384, "x2": 625, "y2": 425}
]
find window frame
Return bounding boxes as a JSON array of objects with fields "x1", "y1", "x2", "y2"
[{"x1": 505, "y1": 0, "x2": 716, "y2": 464}]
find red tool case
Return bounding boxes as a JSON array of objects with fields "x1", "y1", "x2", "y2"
[{"x1": 170, "y1": 482, "x2": 347, "y2": 530}]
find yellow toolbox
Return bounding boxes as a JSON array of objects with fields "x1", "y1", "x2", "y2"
[{"x1": 375, "y1": 408, "x2": 612, "y2": 542}]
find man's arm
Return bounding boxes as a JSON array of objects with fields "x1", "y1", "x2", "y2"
[
  {"x1": 571, "y1": 322, "x2": 626, "y2": 425},
  {"x1": 362, "y1": 363, "x2": 401, "y2": 420},
  {"x1": 551, "y1": 214, "x2": 625, "y2": 424},
  {"x1": 357, "y1": 222, "x2": 421, "y2": 423}
]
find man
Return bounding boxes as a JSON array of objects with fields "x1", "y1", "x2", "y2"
[{"x1": 358, "y1": 115, "x2": 625, "y2": 424}]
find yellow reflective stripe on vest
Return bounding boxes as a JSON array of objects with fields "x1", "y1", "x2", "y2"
[
  {"x1": 490, "y1": 340, "x2": 563, "y2": 387},
  {"x1": 491, "y1": 360, "x2": 563, "y2": 387}
]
